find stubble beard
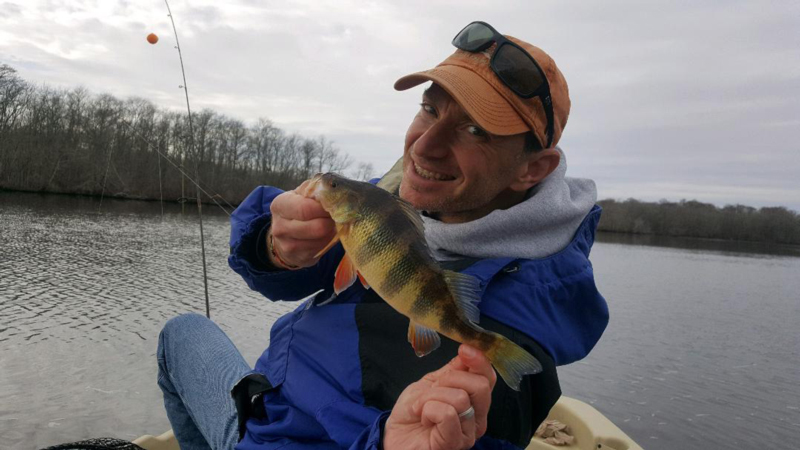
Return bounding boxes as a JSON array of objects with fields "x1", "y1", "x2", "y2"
[{"x1": 400, "y1": 178, "x2": 502, "y2": 220}]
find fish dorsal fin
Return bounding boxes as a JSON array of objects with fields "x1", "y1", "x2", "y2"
[
  {"x1": 407, "y1": 321, "x2": 441, "y2": 357},
  {"x1": 333, "y1": 252, "x2": 358, "y2": 295},
  {"x1": 376, "y1": 157, "x2": 403, "y2": 195},
  {"x1": 395, "y1": 195, "x2": 425, "y2": 235},
  {"x1": 443, "y1": 270, "x2": 482, "y2": 324}
]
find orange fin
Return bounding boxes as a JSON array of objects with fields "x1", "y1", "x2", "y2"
[
  {"x1": 357, "y1": 272, "x2": 370, "y2": 290},
  {"x1": 407, "y1": 321, "x2": 441, "y2": 357},
  {"x1": 313, "y1": 234, "x2": 341, "y2": 259},
  {"x1": 334, "y1": 253, "x2": 358, "y2": 295}
]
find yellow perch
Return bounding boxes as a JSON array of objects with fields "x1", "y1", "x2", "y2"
[{"x1": 303, "y1": 172, "x2": 542, "y2": 391}]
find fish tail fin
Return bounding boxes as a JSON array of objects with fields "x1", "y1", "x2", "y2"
[{"x1": 486, "y1": 335, "x2": 542, "y2": 391}]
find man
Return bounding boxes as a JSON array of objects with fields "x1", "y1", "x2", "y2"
[{"x1": 157, "y1": 22, "x2": 608, "y2": 450}]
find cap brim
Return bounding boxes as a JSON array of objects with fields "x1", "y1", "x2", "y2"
[{"x1": 394, "y1": 65, "x2": 529, "y2": 136}]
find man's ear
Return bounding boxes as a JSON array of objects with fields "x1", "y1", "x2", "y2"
[{"x1": 509, "y1": 148, "x2": 560, "y2": 192}]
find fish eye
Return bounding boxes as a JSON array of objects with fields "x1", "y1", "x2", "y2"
[{"x1": 331, "y1": 181, "x2": 338, "y2": 188}]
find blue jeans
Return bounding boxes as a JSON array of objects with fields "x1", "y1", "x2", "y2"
[{"x1": 157, "y1": 313, "x2": 252, "y2": 450}]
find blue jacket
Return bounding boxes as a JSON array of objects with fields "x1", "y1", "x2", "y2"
[{"x1": 228, "y1": 185, "x2": 608, "y2": 450}]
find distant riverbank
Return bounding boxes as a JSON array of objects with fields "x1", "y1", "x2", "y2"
[
  {"x1": 597, "y1": 198, "x2": 800, "y2": 246},
  {"x1": 3, "y1": 189, "x2": 799, "y2": 248},
  {"x1": 0, "y1": 186, "x2": 227, "y2": 209},
  {"x1": 0, "y1": 63, "x2": 372, "y2": 211}
]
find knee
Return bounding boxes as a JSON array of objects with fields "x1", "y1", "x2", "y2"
[
  {"x1": 158, "y1": 313, "x2": 211, "y2": 357},
  {"x1": 162, "y1": 312, "x2": 210, "y2": 336}
]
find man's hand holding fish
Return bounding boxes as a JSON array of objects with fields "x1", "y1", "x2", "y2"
[
  {"x1": 383, "y1": 345, "x2": 497, "y2": 450},
  {"x1": 158, "y1": 20, "x2": 609, "y2": 450},
  {"x1": 268, "y1": 181, "x2": 336, "y2": 270}
]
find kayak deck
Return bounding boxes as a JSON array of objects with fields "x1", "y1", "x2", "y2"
[
  {"x1": 133, "y1": 396, "x2": 642, "y2": 450},
  {"x1": 526, "y1": 397, "x2": 643, "y2": 450},
  {"x1": 133, "y1": 430, "x2": 178, "y2": 450}
]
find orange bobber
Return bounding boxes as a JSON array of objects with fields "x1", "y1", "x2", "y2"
[{"x1": 147, "y1": 33, "x2": 159, "y2": 44}]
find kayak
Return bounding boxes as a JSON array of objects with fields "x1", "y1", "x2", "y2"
[
  {"x1": 526, "y1": 397, "x2": 643, "y2": 450},
  {"x1": 133, "y1": 396, "x2": 642, "y2": 450}
]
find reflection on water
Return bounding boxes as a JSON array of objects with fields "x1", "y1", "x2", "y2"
[
  {"x1": 597, "y1": 231, "x2": 800, "y2": 258},
  {"x1": 2, "y1": 192, "x2": 799, "y2": 450},
  {"x1": 0, "y1": 192, "x2": 295, "y2": 448},
  {"x1": 568, "y1": 232, "x2": 800, "y2": 449}
]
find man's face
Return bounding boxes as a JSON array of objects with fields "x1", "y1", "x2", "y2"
[{"x1": 399, "y1": 84, "x2": 530, "y2": 223}]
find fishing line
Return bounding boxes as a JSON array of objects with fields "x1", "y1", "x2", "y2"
[
  {"x1": 157, "y1": 144, "x2": 165, "y2": 219},
  {"x1": 164, "y1": 0, "x2": 210, "y2": 319},
  {"x1": 119, "y1": 119, "x2": 233, "y2": 216},
  {"x1": 98, "y1": 139, "x2": 115, "y2": 212}
]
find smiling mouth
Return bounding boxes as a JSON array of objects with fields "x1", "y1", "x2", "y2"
[{"x1": 414, "y1": 162, "x2": 456, "y2": 181}]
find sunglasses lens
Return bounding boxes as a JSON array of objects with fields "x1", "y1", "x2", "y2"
[
  {"x1": 453, "y1": 22, "x2": 495, "y2": 51},
  {"x1": 493, "y1": 44, "x2": 544, "y2": 97}
]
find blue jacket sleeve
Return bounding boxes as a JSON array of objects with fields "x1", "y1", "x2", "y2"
[
  {"x1": 227, "y1": 185, "x2": 342, "y2": 302},
  {"x1": 346, "y1": 411, "x2": 390, "y2": 450}
]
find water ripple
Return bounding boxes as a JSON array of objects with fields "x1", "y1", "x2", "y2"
[{"x1": 3, "y1": 192, "x2": 800, "y2": 449}]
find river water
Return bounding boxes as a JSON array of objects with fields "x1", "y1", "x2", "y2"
[{"x1": 1, "y1": 192, "x2": 799, "y2": 449}]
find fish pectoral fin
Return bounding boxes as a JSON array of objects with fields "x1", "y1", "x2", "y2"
[
  {"x1": 407, "y1": 321, "x2": 441, "y2": 357},
  {"x1": 333, "y1": 252, "x2": 358, "y2": 295},
  {"x1": 357, "y1": 271, "x2": 370, "y2": 290},
  {"x1": 313, "y1": 234, "x2": 341, "y2": 259},
  {"x1": 443, "y1": 270, "x2": 482, "y2": 324}
]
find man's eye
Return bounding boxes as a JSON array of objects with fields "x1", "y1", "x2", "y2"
[
  {"x1": 420, "y1": 103, "x2": 437, "y2": 116},
  {"x1": 467, "y1": 125, "x2": 487, "y2": 137}
]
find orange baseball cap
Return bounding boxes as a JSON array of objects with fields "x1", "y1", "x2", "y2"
[{"x1": 394, "y1": 35, "x2": 570, "y2": 149}]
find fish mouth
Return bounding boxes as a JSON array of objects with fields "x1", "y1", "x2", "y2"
[
  {"x1": 300, "y1": 173, "x2": 324, "y2": 199},
  {"x1": 413, "y1": 162, "x2": 456, "y2": 181}
]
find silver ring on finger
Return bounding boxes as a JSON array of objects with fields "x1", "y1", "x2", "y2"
[{"x1": 458, "y1": 405, "x2": 475, "y2": 420}]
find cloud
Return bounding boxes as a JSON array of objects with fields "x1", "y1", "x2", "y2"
[{"x1": 1, "y1": 0, "x2": 798, "y2": 209}]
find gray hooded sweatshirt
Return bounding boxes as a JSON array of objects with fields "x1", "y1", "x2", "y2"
[{"x1": 379, "y1": 147, "x2": 597, "y2": 262}]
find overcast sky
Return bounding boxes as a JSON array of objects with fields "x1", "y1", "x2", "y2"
[{"x1": 2, "y1": 0, "x2": 798, "y2": 209}]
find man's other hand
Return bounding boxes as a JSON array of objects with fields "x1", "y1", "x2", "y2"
[
  {"x1": 269, "y1": 180, "x2": 336, "y2": 269},
  {"x1": 383, "y1": 345, "x2": 497, "y2": 450}
]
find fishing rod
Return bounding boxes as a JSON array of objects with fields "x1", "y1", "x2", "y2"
[{"x1": 164, "y1": 0, "x2": 211, "y2": 319}]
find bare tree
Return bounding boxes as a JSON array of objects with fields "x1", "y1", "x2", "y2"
[
  {"x1": 352, "y1": 161, "x2": 375, "y2": 181},
  {"x1": 0, "y1": 64, "x2": 375, "y2": 204}
]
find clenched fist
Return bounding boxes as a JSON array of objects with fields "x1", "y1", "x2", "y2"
[{"x1": 268, "y1": 180, "x2": 337, "y2": 269}]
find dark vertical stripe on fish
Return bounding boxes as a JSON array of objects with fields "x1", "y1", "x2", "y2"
[
  {"x1": 355, "y1": 208, "x2": 414, "y2": 267},
  {"x1": 380, "y1": 250, "x2": 420, "y2": 297},
  {"x1": 411, "y1": 275, "x2": 449, "y2": 319}
]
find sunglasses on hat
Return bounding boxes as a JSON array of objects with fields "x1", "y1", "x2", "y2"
[{"x1": 452, "y1": 21, "x2": 554, "y2": 148}]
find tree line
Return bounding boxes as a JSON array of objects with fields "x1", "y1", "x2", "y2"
[
  {"x1": 4, "y1": 65, "x2": 798, "y2": 245},
  {"x1": 598, "y1": 198, "x2": 800, "y2": 245},
  {"x1": 0, "y1": 64, "x2": 375, "y2": 205}
]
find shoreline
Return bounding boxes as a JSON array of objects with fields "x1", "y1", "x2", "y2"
[
  {"x1": 0, "y1": 186, "x2": 236, "y2": 207},
  {"x1": 595, "y1": 228, "x2": 800, "y2": 250},
  {"x1": 4, "y1": 189, "x2": 800, "y2": 250}
]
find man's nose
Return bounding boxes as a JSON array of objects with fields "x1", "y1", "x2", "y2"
[{"x1": 413, "y1": 122, "x2": 451, "y2": 159}]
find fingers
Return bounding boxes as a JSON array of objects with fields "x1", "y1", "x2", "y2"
[
  {"x1": 433, "y1": 345, "x2": 496, "y2": 438},
  {"x1": 456, "y1": 345, "x2": 497, "y2": 390},
  {"x1": 272, "y1": 216, "x2": 336, "y2": 242},
  {"x1": 268, "y1": 183, "x2": 336, "y2": 268},
  {"x1": 420, "y1": 400, "x2": 476, "y2": 450},
  {"x1": 271, "y1": 191, "x2": 331, "y2": 221},
  {"x1": 412, "y1": 386, "x2": 471, "y2": 417}
]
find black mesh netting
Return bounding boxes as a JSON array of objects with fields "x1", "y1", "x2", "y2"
[{"x1": 40, "y1": 437, "x2": 146, "y2": 450}]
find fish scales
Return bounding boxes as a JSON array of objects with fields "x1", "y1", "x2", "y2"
[{"x1": 352, "y1": 209, "x2": 413, "y2": 267}]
